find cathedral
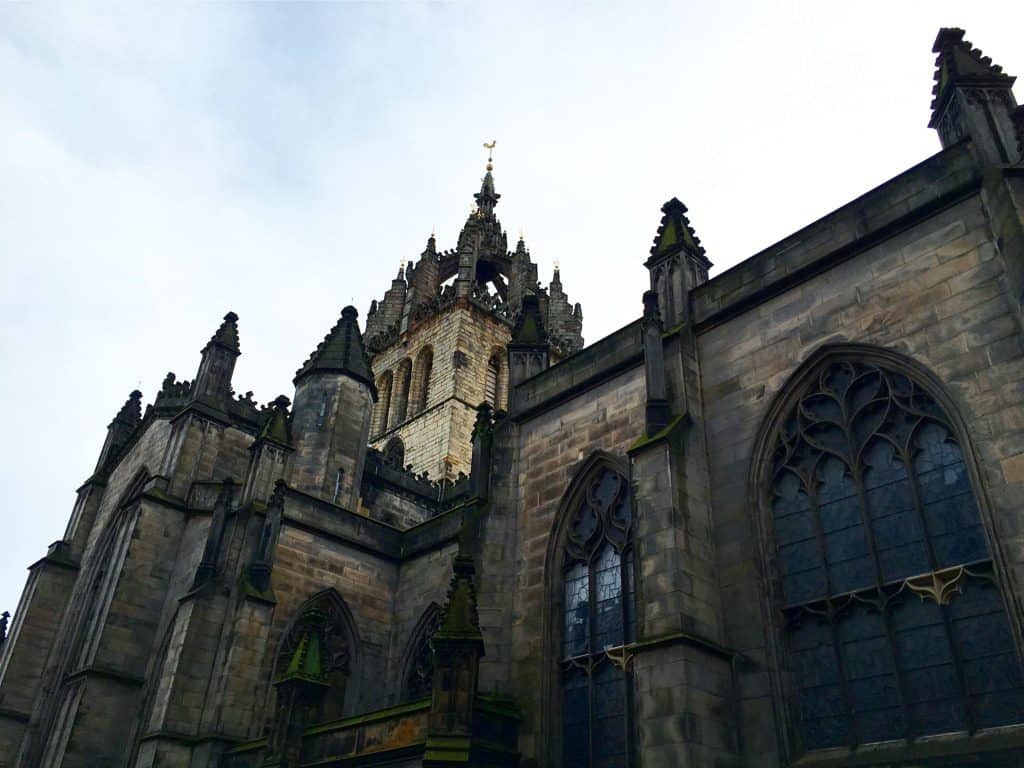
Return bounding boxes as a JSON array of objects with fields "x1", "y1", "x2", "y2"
[{"x1": 3, "y1": 27, "x2": 1024, "y2": 768}]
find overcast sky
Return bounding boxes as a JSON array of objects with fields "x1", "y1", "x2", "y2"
[{"x1": 1, "y1": 3, "x2": 1021, "y2": 618}]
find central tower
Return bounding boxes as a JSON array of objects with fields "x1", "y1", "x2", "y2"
[{"x1": 363, "y1": 152, "x2": 583, "y2": 481}]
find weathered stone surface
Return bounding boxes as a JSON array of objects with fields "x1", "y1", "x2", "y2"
[{"x1": 3, "y1": 29, "x2": 1024, "y2": 768}]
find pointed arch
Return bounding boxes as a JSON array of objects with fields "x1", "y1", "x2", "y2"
[
  {"x1": 373, "y1": 371, "x2": 393, "y2": 437},
  {"x1": 485, "y1": 347, "x2": 504, "y2": 410},
  {"x1": 273, "y1": 588, "x2": 361, "y2": 721},
  {"x1": 391, "y1": 359, "x2": 413, "y2": 427},
  {"x1": 34, "y1": 465, "x2": 153, "y2": 764},
  {"x1": 119, "y1": 465, "x2": 153, "y2": 508},
  {"x1": 412, "y1": 346, "x2": 434, "y2": 415},
  {"x1": 400, "y1": 602, "x2": 442, "y2": 701},
  {"x1": 383, "y1": 437, "x2": 405, "y2": 469},
  {"x1": 749, "y1": 343, "x2": 1024, "y2": 757},
  {"x1": 541, "y1": 450, "x2": 635, "y2": 768}
]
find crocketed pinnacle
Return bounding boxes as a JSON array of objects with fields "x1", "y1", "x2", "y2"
[
  {"x1": 473, "y1": 166, "x2": 500, "y2": 213},
  {"x1": 433, "y1": 554, "x2": 483, "y2": 646},
  {"x1": 294, "y1": 306, "x2": 375, "y2": 392},
  {"x1": 205, "y1": 312, "x2": 241, "y2": 354},
  {"x1": 650, "y1": 198, "x2": 706, "y2": 260},
  {"x1": 511, "y1": 293, "x2": 548, "y2": 345},
  {"x1": 277, "y1": 625, "x2": 328, "y2": 685},
  {"x1": 929, "y1": 28, "x2": 1016, "y2": 127},
  {"x1": 257, "y1": 395, "x2": 292, "y2": 446},
  {"x1": 110, "y1": 390, "x2": 143, "y2": 428},
  {"x1": 515, "y1": 235, "x2": 528, "y2": 258}
]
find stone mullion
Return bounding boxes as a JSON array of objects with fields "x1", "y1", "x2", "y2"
[
  {"x1": 845, "y1": 427, "x2": 915, "y2": 741},
  {"x1": 800, "y1": 469, "x2": 859, "y2": 746},
  {"x1": 839, "y1": 393, "x2": 921, "y2": 741},
  {"x1": 587, "y1": 548, "x2": 598, "y2": 768},
  {"x1": 902, "y1": 437, "x2": 978, "y2": 734}
]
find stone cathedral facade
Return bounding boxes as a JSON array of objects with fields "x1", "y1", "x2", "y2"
[{"x1": 2, "y1": 27, "x2": 1024, "y2": 768}]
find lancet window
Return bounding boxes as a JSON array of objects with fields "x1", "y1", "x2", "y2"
[
  {"x1": 392, "y1": 359, "x2": 412, "y2": 427},
  {"x1": 373, "y1": 372, "x2": 392, "y2": 436},
  {"x1": 560, "y1": 466, "x2": 635, "y2": 768},
  {"x1": 767, "y1": 358, "x2": 1024, "y2": 752},
  {"x1": 414, "y1": 347, "x2": 433, "y2": 415}
]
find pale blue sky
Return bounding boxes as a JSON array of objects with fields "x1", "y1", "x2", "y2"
[{"x1": 1, "y1": 3, "x2": 1021, "y2": 617}]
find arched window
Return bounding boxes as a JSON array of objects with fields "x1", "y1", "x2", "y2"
[
  {"x1": 485, "y1": 354, "x2": 501, "y2": 409},
  {"x1": 373, "y1": 372, "x2": 392, "y2": 436},
  {"x1": 384, "y1": 437, "x2": 405, "y2": 470},
  {"x1": 413, "y1": 346, "x2": 433, "y2": 415},
  {"x1": 402, "y1": 603, "x2": 442, "y2": 701},
  {"x1": 764, "y1": 356, "x2": 1024, "y2": 752},
  {"x1": 558, "y1": 463, "x2": 635, "y2": 768},
  {"x1": 391, "y1": 359, "x2": 412, "y2": 427},
  {"x1": 273, "y1": 589, "x2": 358, "y2": 722}
]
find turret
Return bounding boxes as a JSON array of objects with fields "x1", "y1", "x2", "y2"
[
  {"x1": 193, "y1": 311, "x2": 240, "y2": 405},
  {"x1": 929, "y1": 28, "x2": 1020, "y2": 166},
  {"x1": 645, "y1": 198, "x2": 711, "y2": 328},
  {"x1": 290, "y1": 307, "x2": 376, "y2": 509},
  {"x1": 94, "y1": 389, "x2": 143, "y2": 474}
]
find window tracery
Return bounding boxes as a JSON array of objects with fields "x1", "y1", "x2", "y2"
[
  {"x1": 561, "y1": 466, "x2": 635, "y2": 768},
  {"x1": 403, "y1": 604, "x2": 442, "y2": 701},
  {"x1": 274, "y1": 601, "x2": 352, "y2": 707},
  {"x1": 767, "y1": 359, "x2": 1024, "y2": 750}
]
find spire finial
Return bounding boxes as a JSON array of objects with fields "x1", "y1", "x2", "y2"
[{"x1": 483, "y1": 139, "x2": 496, "y2": 171}]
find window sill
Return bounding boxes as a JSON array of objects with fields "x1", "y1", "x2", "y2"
[{"x1": 790, "y1": 724, "x2": 1024, "y2": 767}]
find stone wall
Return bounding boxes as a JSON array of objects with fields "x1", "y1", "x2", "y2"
[
  {"x1": 387, "y1": 541, "x2": 459, "y2": 703},
  {"x1": 698, "y1": 184, "x2": 1024, "y2": 764},
  {"x1": 265, "y1": 522, "x2": 399, "y2": 716},
  {"x1": 503, "y1": 365, "x2": 647, "y2": 761},
  {"x1": 370, "y1": 302, "x2": 512, "y2": 479}
]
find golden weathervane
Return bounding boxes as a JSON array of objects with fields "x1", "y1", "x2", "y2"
[{"x1": 483, "y1": 140, "x2": 496, "y2": 171}]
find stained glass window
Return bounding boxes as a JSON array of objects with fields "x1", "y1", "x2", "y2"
[
  {"x1": 768, "y1": 359, "x2": 1024, "y2": 752},
  {"x1": 561, "y1": 466, "x2": 634, "y2": 767}
]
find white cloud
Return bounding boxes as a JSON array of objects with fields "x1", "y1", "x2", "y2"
[{"x1": 0, "y1": 1, "x2": 1021, "y2": 617}]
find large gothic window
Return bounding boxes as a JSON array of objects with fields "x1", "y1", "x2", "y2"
[
  {"x1": 561, "y1": 466, "x2": 635, "y2": 768},
  {"x1": 767, "y1": 358, "x2": 1024, "y2": 752}
]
